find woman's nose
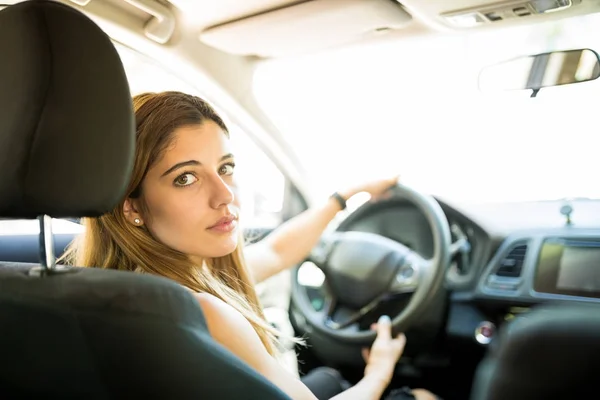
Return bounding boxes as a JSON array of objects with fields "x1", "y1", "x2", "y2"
[{"x1": 208, "y1": 174, "x2": 234, "y2": 209}]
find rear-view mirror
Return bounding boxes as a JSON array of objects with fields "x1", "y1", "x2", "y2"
[{"x1": 479, "y1": 48, "x2": 600, "y2": 94}]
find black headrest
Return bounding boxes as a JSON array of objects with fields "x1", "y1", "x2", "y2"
[
  {"x1": 0, "y1": 1, "x2": 134, "y2": 219},
  {"x1": 471, "y1": 303, "x2": 600, "y2": 400}
]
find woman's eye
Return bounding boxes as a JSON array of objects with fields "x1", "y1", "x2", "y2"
[
  {"x1": 219, "y1": 163, "x2": 235, "y2": 176},
  {"x1": 174, "y1": 173, "x2": 198, "y2": 187}
]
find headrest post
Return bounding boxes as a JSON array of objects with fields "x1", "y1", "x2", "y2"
[{"x1": 38, "y1": 215, "x2": 56, "y2": 270}]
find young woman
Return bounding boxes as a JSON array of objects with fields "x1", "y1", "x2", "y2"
[{"x1": 65, "y1": 91, "x2": 437, "y2": 400}]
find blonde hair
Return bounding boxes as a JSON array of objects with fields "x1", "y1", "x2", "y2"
[{"x1": 62, "y1": 91, "x2": 282, "y2": 355}]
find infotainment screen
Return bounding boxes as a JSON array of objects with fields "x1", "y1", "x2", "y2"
[{"x1": 534, "y1": 238, "x2": 600, "y2": 298}]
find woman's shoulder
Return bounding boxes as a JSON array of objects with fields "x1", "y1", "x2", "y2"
[
  {"x1": 192, "y1": 293, "x2": 274, "y2": 370},
  {"x1": 192, "y1": 292, "x2": 250, "y2": 337},
  {"x1": 181, "y1": 286, "x2": 239, "y2": 321},
  {"x1": 193, "y1": 292, "x2": 231, "y2": 314}
]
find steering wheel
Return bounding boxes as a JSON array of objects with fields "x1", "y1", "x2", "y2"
[{"x1": 291, "y1": 183, "x2": 452, "y2": 344}]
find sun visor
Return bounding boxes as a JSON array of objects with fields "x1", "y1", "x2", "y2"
[{"x1": 199, "y1": 0, "x2": 413, "y2": 58}]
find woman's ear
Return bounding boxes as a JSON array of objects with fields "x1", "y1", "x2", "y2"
[{"x1": 123, "y1": 198, "x2": 144, "y2": 227}]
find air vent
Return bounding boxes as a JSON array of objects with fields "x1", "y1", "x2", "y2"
[{"x1": 496, "y1": 244, "x2": 528, "y2": 277}]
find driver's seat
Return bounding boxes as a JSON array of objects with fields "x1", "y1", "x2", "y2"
[{"x1": 0, "y1": 2, "x2": 289, "y2": 398}]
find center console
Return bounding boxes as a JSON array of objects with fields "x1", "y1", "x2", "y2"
[{"x1": 456, "y1": 228, "x2": 600, "y2": 348}]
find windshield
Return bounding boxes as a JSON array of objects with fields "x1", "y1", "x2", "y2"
[{"x1": 253, "y1": 13, "x2": 600, "y2": 204}]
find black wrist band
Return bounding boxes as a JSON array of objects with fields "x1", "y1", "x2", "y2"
[{"x1": 330, "y1": 192, "x2": 347, "y2": 210}]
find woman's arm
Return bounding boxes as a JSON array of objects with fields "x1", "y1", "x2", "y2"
[
  {"x1": 330, "y1": 374, "x2": 390, "y2": 400},
  {"x1": 245, "y1": 196, "x2": 343, "y2": 284},
  {"x1": 195, "y1": 294, "x2": 401, "y2": 400},
  {"x1": 245, "y1": 176, "x2": 398, "y2": 284}
]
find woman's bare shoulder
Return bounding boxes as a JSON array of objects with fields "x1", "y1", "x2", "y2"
[
  {"x1": 192, "y1": 292, "x2": 261, "y2": 353},
  {"x1": 193, "y1": 292, "x2": 236, "y2": 319}
]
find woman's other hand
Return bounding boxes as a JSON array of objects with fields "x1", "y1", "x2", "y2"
[
  {"x1": 340, "y1": 175, "x2": 399, "y2": 202},
  {"x1": 361, "y1": 315, "x2": 406, "y2": 386}
]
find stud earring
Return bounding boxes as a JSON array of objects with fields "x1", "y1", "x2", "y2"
[{"x1": 134, "y1": 218, "x2": 141, "y2": 225}]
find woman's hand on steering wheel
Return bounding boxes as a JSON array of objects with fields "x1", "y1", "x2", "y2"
[
  {"x1": 361, "y1": 318, "x2": 440, "y2": 400},
  {"x1": 339, "y1": 175, "x2": 400, "y2": 202},
  {"x1": 361, "y1": 315, "x2": 406, "y2": 386}
]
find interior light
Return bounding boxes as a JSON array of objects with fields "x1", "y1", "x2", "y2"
[
  {"x1": 530, "y1": 0, "x2": 573, "y2": 13},
  {"x1": 444, "y1": 12, "x2": 485, "y2": 27}
]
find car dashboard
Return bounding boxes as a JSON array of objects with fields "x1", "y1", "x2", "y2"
[{"x1": 335, "y1": 197, "x2": 600, "y2": 346}]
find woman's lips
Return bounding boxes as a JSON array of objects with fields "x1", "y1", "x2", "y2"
[{"x1": 207, "y1": 215, "x2": 237, "y2": 233}]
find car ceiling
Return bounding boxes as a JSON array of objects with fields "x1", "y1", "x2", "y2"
[
  {"x1": 14, "y1": 0, "x2": 596, "y2": 59},
  {"x1": 177, "y1": 0, "x2": 600, "y2": 57}
]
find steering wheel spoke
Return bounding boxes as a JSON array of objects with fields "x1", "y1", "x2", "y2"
[
  {"x1": 308, "y1": 234, "x2": 340, "y2": 265},
  {"x1": 324, "y1": 294, "x2": 383, "y2": 330},
  {"x1": 389, "y1": 251, "x2": 432, "y2": 294}
]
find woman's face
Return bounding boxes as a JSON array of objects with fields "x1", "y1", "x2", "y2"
[{"x1": 125, "y1": 121, "x2": 239, "y2": 259}]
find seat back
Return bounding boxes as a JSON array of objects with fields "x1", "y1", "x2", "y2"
[
  {"x1": 0, "y1": 2, "x2": 289, "y2": 398},
  {"x1": 471, "y1": 303, "x2": 600, "y2": 400},
  {"x1": 0, "y1": 262, "x2": 289, "y2": 398}
]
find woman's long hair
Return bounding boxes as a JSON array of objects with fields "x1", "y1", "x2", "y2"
[{"x1": 62, "y1": 91, "x2": 281, "y2": 355}]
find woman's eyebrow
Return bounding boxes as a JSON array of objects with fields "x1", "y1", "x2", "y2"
[
  {"x1": 161, "y1": 154, "x2": 233, "y2": 177},
  {"x1": 161, "y1": 160, "x2": 201, "y2": 177}
]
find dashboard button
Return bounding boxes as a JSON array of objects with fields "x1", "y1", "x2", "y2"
[
  {"x1": 475, "y1": 321, "x2": 495, "y2": 345},
  {"x1": 488, "y1": 281, "x2": 518, "y2": 290},
  {"x1": 486, "y1": 275, "x2": 520, "y2": 291}
]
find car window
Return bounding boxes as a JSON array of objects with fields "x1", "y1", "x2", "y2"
[
  {"x1": 0, "y1": 219, "x2": 84, "y2": 236},
  {"x1": 0, "y1": 42, "x2": 285, "y2": 235},
  {"x1": 253, "y1": 13, "x2": 600, "y2": 204}
]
